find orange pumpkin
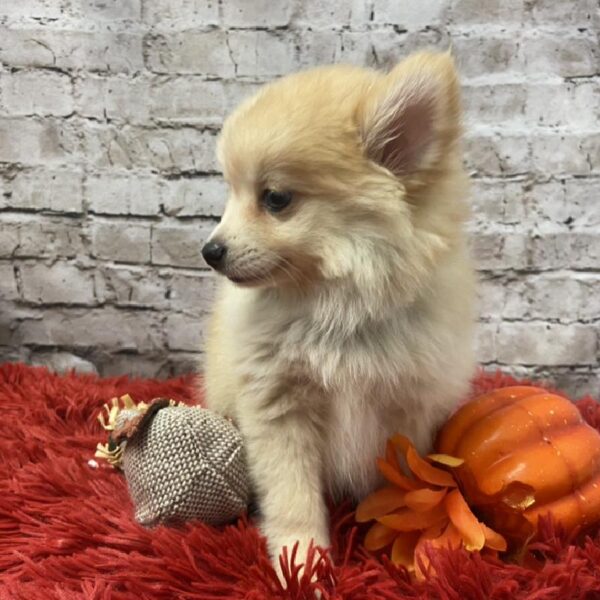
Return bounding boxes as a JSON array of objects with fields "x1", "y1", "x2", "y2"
[{"x1": 436, "y1": 386, "x2": 600, "y2": 543}]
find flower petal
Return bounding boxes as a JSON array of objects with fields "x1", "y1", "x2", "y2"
[
  {"x1": 445, "y1": 489, "x2": 485, "y2": 551},
  {"x1": 482, "y1": 523, "x2": 507, "y2": 552},
  {"x1": 406, "y1": 446, "x2": 458, "y2": 488},
  {"x1": 377, "y1": 504, "x2": 447, "y2": 532},
  {"x1": 385, "y1": 439, "x2": 402, "y2": 472},
  {"x1": 364, "y1": 521, "x2": 397, "y2": 551},
  {"x1": 376, "y1": 458, "x2": 421, "y2": 491},
  {"x1": 433, "y1": 521, "x2": 463, "y2": 550},
  {"x1": 391, "y1": 434, "x2": 457, "y2": 488},
  {"x1": 427, "y1": 453, "x2": 465, "y2": 468},
  {"x1": 405, "y1": 487, "x2": 448, "y2": 512},
  {"x1": 356, "y1": 487, "x2": 407, "y2": 523},
  {"x1": 391, "y1": 531, "x2": 421, "y2": 569},
  {"x1": 390, "y1": 433, "x2": 412, "y2": 455}
]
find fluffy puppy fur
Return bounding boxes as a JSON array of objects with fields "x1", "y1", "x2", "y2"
[{"x1": 203, "y1": 51, "x2": 476, "y2": 570}]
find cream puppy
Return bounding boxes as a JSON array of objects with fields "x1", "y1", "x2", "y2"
[{"x1": 202, "y1": 51, "x2": 476, "y2": 570}]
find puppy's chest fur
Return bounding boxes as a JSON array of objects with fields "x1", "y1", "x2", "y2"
[{"x1": 215, "y1": 284, "x2": 467, "y2": 499}]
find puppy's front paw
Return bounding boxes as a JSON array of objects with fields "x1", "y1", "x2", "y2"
[{"x1": 269, "y1": 531, "x2": 331, "y2": 590}]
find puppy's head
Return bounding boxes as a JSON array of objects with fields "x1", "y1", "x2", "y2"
[{"x1": 204, "y1": 51, "x2": 467, "y2": 303}]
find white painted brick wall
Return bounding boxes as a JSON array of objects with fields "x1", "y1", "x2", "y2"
[{"x1": 0, "y1": 0, "x2": 598, "y2": 396}]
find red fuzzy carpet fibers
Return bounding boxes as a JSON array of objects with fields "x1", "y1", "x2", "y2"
[{"x1": 2, "y1": 363, "x2": 600, "y2": 599}]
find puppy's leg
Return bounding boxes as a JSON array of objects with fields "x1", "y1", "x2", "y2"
[{"x1": 238, "y1": 388, "x2": 329, "y2": 581}]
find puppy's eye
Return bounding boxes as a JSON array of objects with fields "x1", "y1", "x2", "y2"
[{"x1": 262, "y1": 189, "x2": 292, "y2": 213}]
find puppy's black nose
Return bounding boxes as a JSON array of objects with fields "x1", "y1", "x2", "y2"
[{"x1": 202, "y1": 241, "x2": 227, "y2": 269}]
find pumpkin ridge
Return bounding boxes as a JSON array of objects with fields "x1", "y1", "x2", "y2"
[
  {"x1": 449, "y1": 393, "x2": 527, "y2": 456},
  {"x1": 543, "y1": 425, "x2": 600, "y2": 504},
  {"x1": 454, "y1": 395, "x2": 577, "y2": 468},
  {"x1": 437, "y1": 386, "x2": 545, "y2": 454},
  {"x1": 524, "y1": 470, "x2": 600, "y2": 531},
  {"x1": 476, "y1": 423, "x2": 600, "y2": 502}
]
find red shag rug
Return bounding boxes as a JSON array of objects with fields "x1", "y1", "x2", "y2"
[{"x1": 2, "y1": 363, "x2": 600, "y2": 599}]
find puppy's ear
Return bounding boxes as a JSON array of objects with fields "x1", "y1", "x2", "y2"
[{"x1": 358, "y1": 51, "x2": 461, "y2": 178}]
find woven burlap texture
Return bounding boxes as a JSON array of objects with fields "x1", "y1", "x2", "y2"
[{"x1": 120, "y1": 405, "x2": 249, "y2": 526}]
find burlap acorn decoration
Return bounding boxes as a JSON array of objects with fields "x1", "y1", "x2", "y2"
[{"x1": 96, "y1": 395, "x2": 249, "y2": 527}]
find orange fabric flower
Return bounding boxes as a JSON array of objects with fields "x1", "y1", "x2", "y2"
[{"x1": 357, "y1": 435, "x2": 506, "y2": 578}]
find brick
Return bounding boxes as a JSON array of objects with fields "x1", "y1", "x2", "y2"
[
  {"x1": 530, "y1": 133, "x2": 600, "y2": 176},
  {"x1": 99, "y1": 353, "x2": 172, "y2": 378},
  {"x1": 91, "y1": 221, "x2": 151, "y2": 263},
  {"x1": 0, "y1": 71, "x2": 73, "y2": 117},
  {"x1": 475, "y1": 322, "x2": 498, "y2": 364},
  {"x1": 546, "y1": 369, "x2": 600, "y2": 399},
  {"x1": 496, "y1": 323, "x2": 597, "y2": 366},
  {"x1": 0, "y1": 345, "x2": 30, "y2": 362},
  {"x1": 0, "y1": 223, "x2": 20, "y2": 258},
  {"x1": 470, "y1": 231, "x2": 529, "y2": 270},
  {"x1": 447, "y1": 0, "x2": 526, "y2": 23},
  {"x1": 0, "y1": 28, "x2": 144, "y2": 73},
  {"x1": 166, "y1": 313, "x2": 204, "y2": 351},
  {"x1": 77, "y1": 0, "x2": 142, "y2": 21},
  {"x1": 563, "y1": 179, "x2": 600, "y2": 228},
  {"x1": 452, "y1": 36, "x2": 523, "y2": 78},
  {"x1": 519, "y1": 181, "x2": 565, "y2": 226},
  {"x1": 463, "y1": 84, "x2": 526, "y2": 127},
  {"x1": 14, "y1": 308, "x2": 164, "y2": 351},
  {"x1": 86, "y1": 173, "x2": 161, "y2": 215},
  {"x1": 97, "y1": 265, "x2": 167, "y2": 308},
  {"x1": 503, "y1": 274, "x2": 600, "y2": 322},
  {"x1": 372, "y1": 0, "x2": 449, "y2": 28},
  {"x1": 528, "y1": 230, "x2": 600, "y2": 270},
  {"x1": 464, "y1": 132, "x2": 530, "y2": 176},
  {"x1": 291, "y1": 0, "x2": 369, "y2": 27},
  {"x1": 168, "y1": 352, "x2": 204, "y2": 376},
  {"x1": 525, "y1": 180, "x2": 600, "y2": 228},
  {"x1": 161, "y1": 177, "x2": 226, "y2": 217},
  {"x1": 0, "y1": 264, "x2": 19, "y2": 301},
  {"x1": 226, "y1": 30, "x2": 295, "y2": 78},
  {"x1": 167, "y1": 272, "x2": 218, "y2": 315},
  {"x1": 0, "y1": 216, "x2": 85, "y2": 259},
  {"x1": 148, "y1": 78, "x2": 260, "y2": 126},
  {"x1": 19, "y1": 262, "x2": 96, "y2": 305},
  {"x1": 82, "y1": 123, "x2": 219, "y2": 172},
  {"x1": 526, "y1": 82, "x2": 600, "y2": 129},
  {"x1": 30, "y1": 350, "x2": 98, "y2": 375},
  {"x1": 8, "y1": 170, "x2": 84, "y2": 213},
  {"x1": 340, "y1": 29, "x2": 442, "y2": 70},
  {"x1": 476, "y1": 275, "x2": 507, "y2": 320},
  {"x1": 0, "y1": 118, "x2": 76, "y2": 165},
  {"x1": 151, "y1": 222, "x2": 214, "y2": 268},
  {"x1": 1, "y1": 0, "x2": 141, "y2": 21},
  {"x1": 142, "y1": 0, "x2": 219, "y2": 28},
  {"x1": 222, "y1": 0, "x2": 292, "y2": 26},
  {"x1": 523, "y1": 31, "x2": 600, "y2": 78},
  {"x1": 97, "y1": 350, "x2": 200, "y2": 378},
  {"x1": 150, "y1": 78, "x2": 226, "y2": 126},
  {"x1": 145, "y1": 31, "x2": 235, "y2": 77},
  {"x1": 164, "y1": 78, "x2": 254, "y2": 126},
  {"x1": 75, "y1": 75, "x2": 152, "y2": 124},
  {"x1": 530, "y1": 0, "x2": 600, "y2": 27},
  {"x1": 0, "y1": 0, "x2": 68, "y2": 19},
  {"x1": 296, "y1": 30, "x2": 343, "y2": 69},
  {"x1": 469, "y1": 179, "x2": 529, "y2": 226}
]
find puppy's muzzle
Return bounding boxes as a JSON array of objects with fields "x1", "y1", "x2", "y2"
[{"x1": 202, "y1": 241, "x2": 227, "y2": 270}]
